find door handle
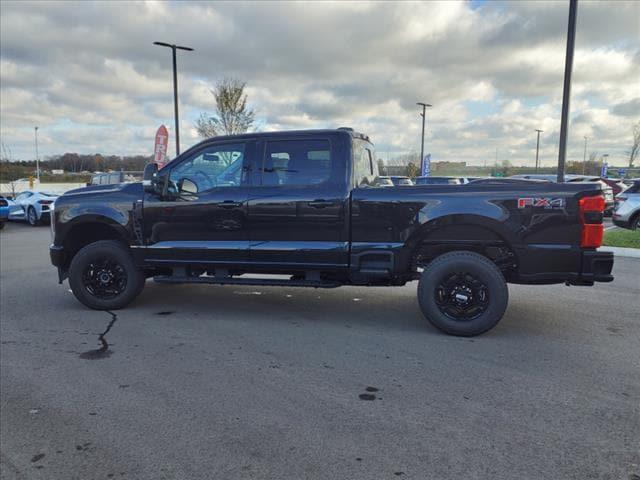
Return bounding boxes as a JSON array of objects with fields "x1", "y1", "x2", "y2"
[
  {"x1": 218, "y1": 200, "x2": 241, "y2": 209},
  {"x1": 308, "y1": 199, "x2": 334, "y2": 209}
]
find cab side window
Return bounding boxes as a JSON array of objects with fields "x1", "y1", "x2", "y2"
[{"x1": 169, "y1": 143, "x2": 246, "y2": 192}]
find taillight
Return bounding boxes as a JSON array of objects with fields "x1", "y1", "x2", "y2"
[{"x1": 579, "y1": 195, "x2": 604, "y2": 248}]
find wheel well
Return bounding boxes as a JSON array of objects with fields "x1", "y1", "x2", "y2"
[
  {"x1": 629, "y1": 209, "x2": 640, "y2": 228},
  {"x1": 410, "y1": 225, "x2": 517, "y2": 276},
  {"x1": 63, "y1": 223, "x2": 127, "y2": 268}
]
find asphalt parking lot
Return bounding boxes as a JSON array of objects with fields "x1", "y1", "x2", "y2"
[{"x1": 1, "y1": 221, "x2": 638, "y2": 480}]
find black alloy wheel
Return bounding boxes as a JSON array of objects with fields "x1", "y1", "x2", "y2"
[
  {"x1": 434, "y1": 272, "x2": 489, "y2": 321},
  {"x1": 81, "y1": 258, "x2": 128, "y2": 300},
  {"x1": 418, "y1": 250, "x2": 508, "y2": 336},
  {"x1": 69, "y1": 240, "x2": 145, "y2": 310}
]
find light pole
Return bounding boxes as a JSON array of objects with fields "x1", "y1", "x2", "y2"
[
  {"x1": 557, "y1": 0, "x2": 578, "y2": 183},
  {"x1": 416, "y1": 102, "x2": 432, "y2": 174},
  {"x1": 154, "y1": 41, "x2": 194, "y2": 156},
  {"x1": 34, "y1": 126, "x2": 40, "y2": 183},
  {"x1": 582, "y1": 136, "x2": 588, "y2": 174},
  {"x1": 535, "y1": 129, "x2": 543, "y2": 173}
]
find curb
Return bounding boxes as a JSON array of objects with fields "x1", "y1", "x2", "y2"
[{"x1": 598, "y1": 246, "x2": 640, "y2": 259}]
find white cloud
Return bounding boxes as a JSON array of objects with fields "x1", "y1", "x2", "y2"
[{"x1": 0, "y1": 0, "x2": 638, "y2": 167}]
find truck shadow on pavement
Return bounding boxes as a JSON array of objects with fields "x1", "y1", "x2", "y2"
[
  {"x1": 137, "y1": 281, "x2": 435, "y2": 332},
  {"x1": 113, "y1": 280, "x2": 542, "y2": 339}
]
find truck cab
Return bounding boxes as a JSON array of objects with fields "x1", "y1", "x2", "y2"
[{"x1": 140, "y1": 129, "x2": 366, "y2": 271}]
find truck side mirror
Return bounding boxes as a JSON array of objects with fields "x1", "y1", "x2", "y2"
[
  {"x1": 177, "y1": 178, "x2": 198, "y2": 194},
  {"x1": 143, "y1": 163, "x2": 158, "y2": 193}
]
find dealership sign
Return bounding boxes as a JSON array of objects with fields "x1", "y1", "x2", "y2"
[{"x1": 153, "y1": 125, "x2": 169, "y2": 168}]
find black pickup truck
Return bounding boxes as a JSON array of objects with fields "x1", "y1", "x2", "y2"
[{"x1": 50, "y1": 128, "x2": 614, "y2": 336}]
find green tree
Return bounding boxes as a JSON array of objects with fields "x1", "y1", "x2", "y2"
[{"x1": 196, "y1": 78, "x2": 255, "y2": 139}]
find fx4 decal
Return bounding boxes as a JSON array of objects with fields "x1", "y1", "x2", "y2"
[{"x1": 517, "y1": 197, "x2": 565, "y2": 209}]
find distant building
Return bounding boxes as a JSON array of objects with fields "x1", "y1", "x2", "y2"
[
  {"x1": 51, "y1": 169, "x2": 64, "y2": 175},
  {"x1": 432, "y1": 161, "x2": 466, "y2": 171},
  {"x1": 385, "y1": 165, "x2": 409, "y2": 176}
]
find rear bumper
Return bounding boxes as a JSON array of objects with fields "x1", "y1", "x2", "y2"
[
  {"x1": 574, "y1": 250, "x2": 614, "y2": 284},
  {"x1": 514, "y1": 245, "x2": 613, "y2": 285}
]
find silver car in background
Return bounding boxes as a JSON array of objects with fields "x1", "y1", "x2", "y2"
[
  {"x1": 7, "y1": 190, "x2": 58, "y2": 226},
  {"x1": 613, "y1": 180, "x2": 640, "y2": 230}
]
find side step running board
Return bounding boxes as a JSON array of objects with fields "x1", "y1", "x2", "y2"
[{"x1": 153, "y1": 275, "x2": 341, "y2": 289}]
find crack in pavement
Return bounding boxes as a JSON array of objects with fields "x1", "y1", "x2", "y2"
[{"x1": 78, "y1": 311, "x2": 118, "y2": 360}]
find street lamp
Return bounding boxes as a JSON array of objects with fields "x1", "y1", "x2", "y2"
[
  {"x1": 153, "y1": 41, "x2": 194, "y2": 156},
  {"x1": 582, "y1": 136, "x2": 588, "y2": 174},
  {"x1": 416, "y1": 102, "x2": 432, "y2": 175},
  {"x1": 556, "y1": 0, "x2": 578, "y2": 183},
  {"x1": 34, "y1": 126, "x2": 40, "y2": 183},
  {"x1": 535, "y1": 129, "x2": 543, "y2": 173}
]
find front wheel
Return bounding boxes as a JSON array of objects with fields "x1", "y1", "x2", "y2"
[
  {"x1": 417, "y1": 251, "x2": 508, "y2": 336},
  {"x1": 68, "y1": 240, "x2": 145, "y2": 310}
]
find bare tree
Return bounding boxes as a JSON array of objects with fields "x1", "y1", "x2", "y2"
[
  {"x1": 1, "y1": 143, "x2": 18, "y2": 197},
  {"x1": 629, "y1": 122, "x2": 640, "y2": 168},
  {"x1": 196, "y1": 78, "x2": 255, "y2": 139},
  {"x1": 588, "y1": 151, "x2": 599, "y2": 163}
]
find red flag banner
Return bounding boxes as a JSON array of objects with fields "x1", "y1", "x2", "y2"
[{"x1": 153, "y1": 125, "x2": 169, "y2": 168}]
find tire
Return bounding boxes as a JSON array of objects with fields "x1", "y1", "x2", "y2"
[
  {"x1": 631, "y1": 214, "x2": 639, "y2": 230},
  {"x1": 27, "y1": 206, "x2": 39, "y2": 226},
  {"x1": 417, "y1": 251, "x2": 508, "y2": 336},
  {"x1": 68, "y1": 240, "x2": 145, "y2": 310},
  {"x1": 0, "y1": 221, "x2": 4, "y2": 230}
]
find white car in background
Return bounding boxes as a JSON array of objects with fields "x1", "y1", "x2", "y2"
[{"x1": 8, "y1": 190, "x2": 58, "y2": 226}]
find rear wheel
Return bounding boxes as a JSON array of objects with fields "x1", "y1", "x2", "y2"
[
  {"x1": 69, "y1": 240, "x2": 145, "y2": 310},
  {"x1": 631, "y1": 214, "x2": 639, "y2": 230},
  {"x1": 417, "y1": 251, "x2": 508, "y2": 336},
  {"x1": 27, "y1": 206, "x2": 39, "y2": 226}
]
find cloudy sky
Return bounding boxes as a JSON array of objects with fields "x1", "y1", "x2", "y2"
[{"x1": 1, "y1": 0, "x2": 638, "y2": 166}]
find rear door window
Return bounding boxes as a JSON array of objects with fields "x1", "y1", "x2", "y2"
[{"x1": 260, "y1": 139, "x2": 331, "y2": 186}]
